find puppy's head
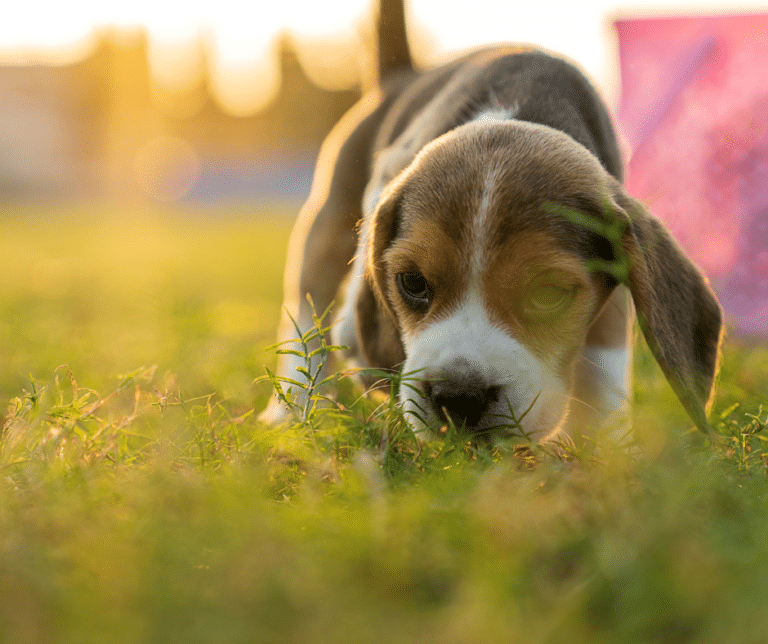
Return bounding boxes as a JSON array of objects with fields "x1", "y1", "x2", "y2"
[{"x1": 358, "y1": 120, "x2": 722, "y2": 439}]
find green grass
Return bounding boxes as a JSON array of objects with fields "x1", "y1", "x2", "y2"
[{"x1": 1, "y1": 204, "x2": 767, "y2": 644}]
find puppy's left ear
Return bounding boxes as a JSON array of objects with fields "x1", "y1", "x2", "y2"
[
  {"x1": 354, "y1": 183, "x2": 406, "y2": 371},
  {"x1": 354, "y1": 279, "x2": 405, "y2": 370},
  {"x1": 610, "y1": 182, "x2": 723, "y2": 434}
]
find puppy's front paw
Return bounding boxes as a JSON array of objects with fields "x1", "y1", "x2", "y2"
[{"x1": 257, "y1": 398, "x2": 293, "y2": 426}]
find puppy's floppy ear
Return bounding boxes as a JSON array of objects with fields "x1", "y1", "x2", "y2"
[
  {"x1": 355, "y1": 280, "x2": 405, "y2": 370},
  {"x1": 354, "y1": 185, "x2": 405, "y2": 370},
  {"x1": 610, "y1": 181, "x2": 723, "y2": 434}
]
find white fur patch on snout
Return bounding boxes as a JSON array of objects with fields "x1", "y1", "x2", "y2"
[{"x1": 400, "y1": 292, "x2": 568, "y2": 438}]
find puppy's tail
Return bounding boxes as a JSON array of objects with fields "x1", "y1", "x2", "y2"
[{"x1": 376, "y1": 0, "x2": 413, "y2": 81}]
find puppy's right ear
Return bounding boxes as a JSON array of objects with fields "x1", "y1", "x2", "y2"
[
  {"x1": 609, "y1": 182, "x2": 723, "y2": 435},
  {"x1": 354, "y1": 185, "x2": 406, "y2": 370}
]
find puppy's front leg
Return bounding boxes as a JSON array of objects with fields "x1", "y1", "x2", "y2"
[
  {"x1": 259, "y1": 95, "x2": 389, "y2": 423},
  {"x1": 262, "y1": 210, "x2": 356, "y2": 423},
  {"x1": 568, "y1": 287, "x2": 634, "y2": 440}
]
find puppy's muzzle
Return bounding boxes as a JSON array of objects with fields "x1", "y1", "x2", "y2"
[{"x1": 422, "y1": 359, "x2": 500, "y2": 431}]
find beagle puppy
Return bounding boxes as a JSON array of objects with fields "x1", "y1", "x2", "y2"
[{"x1": 260, "y1": 2, "x2": 722, "y2": 442}]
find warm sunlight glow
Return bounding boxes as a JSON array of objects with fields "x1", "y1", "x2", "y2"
[
  {"x1": 2, "y1": 0, "x2": 762, "y2": 108},
  {"x1": 3, "y1": 0, "x2": 371, "y2": 111}
]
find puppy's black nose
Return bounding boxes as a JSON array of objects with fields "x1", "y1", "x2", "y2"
[{"x1": 423, "y1": 372, "x2": 499, "y2": 430}]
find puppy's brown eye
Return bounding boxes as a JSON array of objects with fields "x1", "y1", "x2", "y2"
[
  {"x1": 397, "y1": 272, "x2": 430, "y2": 311},
  {"x1": 525, "y1": 284, "x2": 574, "y2": 314}
]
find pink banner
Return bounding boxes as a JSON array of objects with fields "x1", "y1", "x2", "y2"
[{"x1": 615, "y1": 14, "x2": 768, "y2": 335}]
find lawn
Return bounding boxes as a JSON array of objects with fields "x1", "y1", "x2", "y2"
[{"x1": 1, "y1": 204, "x2": 767, "y2": 644}]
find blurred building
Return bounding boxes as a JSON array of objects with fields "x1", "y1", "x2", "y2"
[{"x1": 0, "y1": 30, "x2": 361, "y2": 203}]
